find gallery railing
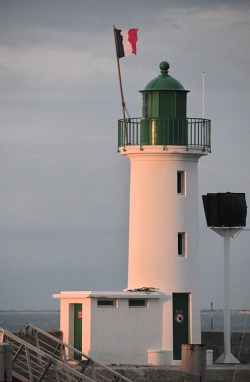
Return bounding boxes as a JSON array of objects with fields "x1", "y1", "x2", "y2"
[{"x1": 118, "y1": 117, "x2": 211, "y2": 151}]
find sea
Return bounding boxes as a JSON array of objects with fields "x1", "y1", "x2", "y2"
[
  {"x1": 0, "y1": 311, "x2": 60, "y2": 333},
  {"x1": 0, "y1": 310, "x2": 250, "y2": 333}
]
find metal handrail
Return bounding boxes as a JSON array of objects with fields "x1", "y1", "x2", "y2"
[
  {"x1": 0, "y1": 326, "x2": 133, "y2": 382},
  {"x1": 26, "y1": 324, "x2": 132, "y2": 382},
  {"x1": 0, "y1": 327, "x2": 93, "y2": 382},
  {"x1": 118, "y1": 117, "x2": 211, "y2": 151}
]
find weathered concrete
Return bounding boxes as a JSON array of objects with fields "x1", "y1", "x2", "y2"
[
  {"x1": 111, "y1": 364, "x2": 250, "y2": 382},
  {"x1": 202, "y1": 331, "x2": 250, "y2": 364},
  {"x1": 49, "y1": 329, "x2": 250, "y2": 381},
  {"x1": 107, "y1": 332, "x2": 250, "y2": 381}
]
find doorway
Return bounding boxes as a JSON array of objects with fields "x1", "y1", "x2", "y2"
[
  {"x1": 74, "y1": 303, "x2": 82, "y2": 359},
  {"x1": 173, "y1": 293, "x2": 189, "y2": 360}
]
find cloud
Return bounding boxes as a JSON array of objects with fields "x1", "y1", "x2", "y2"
[{"x1": 0, "y1": 0, "x2": 249, "y2": 311}]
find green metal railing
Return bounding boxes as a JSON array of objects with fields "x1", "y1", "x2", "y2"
[{"x1": 118, "y1": 117, "x2": 211, "y2": 151}]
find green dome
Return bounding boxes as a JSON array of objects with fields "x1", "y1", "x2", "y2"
[{"x1": 143, "y1": 61, "x2": 187, "y2": 91}]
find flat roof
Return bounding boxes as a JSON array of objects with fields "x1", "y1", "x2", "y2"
[{"x1": 53, "y1": 290, "x2": 163, "y2": 299}]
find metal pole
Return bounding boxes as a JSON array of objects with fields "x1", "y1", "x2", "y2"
[
  {"x1": 0, "y1": 343, "x2": 13, "y2": 382},
  {"x1": 210, "y1": 302, "x2": 213, "y2": 331},
  {"x1": 223, "y1": 230, "x2": 231, "y2": 360},
  {"x1": 113, "y1": 25, "x2": 128, "y2": 148},
  {"x1": 202, "y1": 72, "x2": 205, "y2": 119},
  {"x1": 213, "y1": 228, "x2": 240, "y2": 363}
]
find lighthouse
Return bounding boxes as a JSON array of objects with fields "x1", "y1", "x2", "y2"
[
  {"x1": 54, "y1": 61, "x2": 211, "y2": 366},
  {"x1": 119, "y1": 61, "x2": 211, "y2": 361}
]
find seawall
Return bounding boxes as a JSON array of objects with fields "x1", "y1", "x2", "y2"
[
  {"x1": 48, "y1": 330, "x2": 250, "y2": 381},
  {"x1": 111, "y1": 364, "x2": 250, "y2": 382},
  {"x1": 110, "y1": 332, "x2": 250, "y2": 381},
  {"x1": 202, "y1": 331, "x2": 250, "y2": 363}
]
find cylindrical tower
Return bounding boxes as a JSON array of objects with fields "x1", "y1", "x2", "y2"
[{"x1": 118, "y1": 62, "x2": 211, "y2": 362}]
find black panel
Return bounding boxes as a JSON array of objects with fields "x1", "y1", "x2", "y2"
[{"x1": 202, "y1": 193, "x2": 247, "y2": 227}]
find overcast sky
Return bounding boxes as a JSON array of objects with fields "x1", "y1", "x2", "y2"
[{"x1": 0, "y1": 0, "x2": 249, "y2": 311}]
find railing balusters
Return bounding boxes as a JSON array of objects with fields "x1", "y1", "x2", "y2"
[
  {"x1": 1, "y1": 326, "x2": 133, "y2": 382},
  {"x1": 118, "y1": 118, "x2": 211, "y2": 151}
]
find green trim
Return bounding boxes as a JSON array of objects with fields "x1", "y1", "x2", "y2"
[{"x1": 118, "y1": 117, "x2": 211, "y2": 151}]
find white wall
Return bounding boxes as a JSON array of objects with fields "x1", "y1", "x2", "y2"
[
  {"x1": 121, "y1": 146, "x2": 205, "y2": 352},
  {"x1": 54, "y1": 144, "x2": 205, "y2": 365},
  {"x1": 126, "y1": 148, "x2": 201, "y2": 293},
  {"x1": 54, "y1": 291, "x2": 165, "y2": 365},
  {"x1": 89, "y1": 297, "x2": 163, "y2": 365},
  {"x1": 55, "y1": 292, "x2": 92, "y2": 357}
]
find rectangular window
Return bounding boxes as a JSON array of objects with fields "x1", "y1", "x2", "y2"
[
  {"x1": 177, "y1": 171, "x2": 186, "y2": 195},
  {"x1": 178, "y1": 232, "x2": 187, "y2": 257},
  {"x1": 128, "y1": 299, "x2": 147, "y2": 307},
  {"x1": 142, "y1": 94, "x2": 148, "y2": 117},
  {"x1": 97, "y1": 299, "x2": 116, "y2": 307}
]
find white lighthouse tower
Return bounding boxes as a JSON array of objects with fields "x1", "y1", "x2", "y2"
[
  {"x1": 54, "y1": 61, "x2": 211, "y2": 366},
  {"x1": 119, "y1": 61, "x2": 211, "y2": 361}
]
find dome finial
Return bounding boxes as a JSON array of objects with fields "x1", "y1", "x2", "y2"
[{"x1": 159, "y1": 61, "x2": 169, "y2": 76}]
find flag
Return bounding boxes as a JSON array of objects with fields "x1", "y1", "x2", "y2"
[{"x1": 114, "y1": 28, "x2": 138, "y2": 59}]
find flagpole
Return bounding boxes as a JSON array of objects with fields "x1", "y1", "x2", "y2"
[
  {"x1": 202, "y1": 71, "x2": 205, "y2": 119},
  {"x1": 202, "y1": 71, "x2": 205, "y2": 148},
  {"x1": 113, "y1": 25, "x2": 128, "y2": 148}
]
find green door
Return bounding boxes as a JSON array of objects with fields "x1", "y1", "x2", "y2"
[
  {"x1": 74, "y1": 304, "x2": 82, "y2": 359},
  {"x1": 173, "y1": 293, "x2": 189, "y2": 360}
]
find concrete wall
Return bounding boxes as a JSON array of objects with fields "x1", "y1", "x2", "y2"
[
  {"x1": 202, "y1": 331, "x2": 250, "y2": 364},
  {"x1": 56, "y1": 293, "x2": 91, "y2": 358},
  {"x1": 54, "y1": 291, "x2": 169, "y2": 365},
  {"x1": 90, "y1": 297, "x2": 163, "y2": 365},
  {"x1": 126, "y1": 149, "x2": 202, "y2": 295},
  {"x1": 107, "y1": 364, "x2": 250, "y2": 382},
  {"x1": 123, "y1": 147, "x2": 204, "y2": 352}
]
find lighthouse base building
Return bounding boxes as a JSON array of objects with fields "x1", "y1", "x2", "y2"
[
  {"x1": 54, "y1": 62, "x2": 211, "y2": 366},
  {"x1": 54, "y1": 288, "x2": 201, "y2": 365}
]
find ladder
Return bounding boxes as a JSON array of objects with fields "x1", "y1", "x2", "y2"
[{"x1": 0, "y1": 325, "x2": 133, "y2": 382}]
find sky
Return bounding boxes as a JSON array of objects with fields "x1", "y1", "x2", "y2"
[{"x1": 0, "y1": 0, "x2": 250, "y2": 311}]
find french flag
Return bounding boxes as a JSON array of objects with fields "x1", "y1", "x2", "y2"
[{"x1": 115, "y1": 28, "x2": 138, "y2": 59}]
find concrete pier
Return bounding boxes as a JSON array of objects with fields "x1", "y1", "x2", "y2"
[
  {"x1": 50, "y1": 329, "x2": 250, "y2": 381},
  {"x1": 202, "y1": 331, "x2": 250, "y2": 364},
  {"x1": 110, "y1": 364, "x2": 250, "y2": 382},
  {"x1": 106, "y1": 332, "x2": 250, "y2": 381}
]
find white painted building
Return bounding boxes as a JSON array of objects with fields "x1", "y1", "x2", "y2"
[
  {"x1": 53, "y1": 290, "x2": 165, "y2": 365},
  {"x1": 54, "y1": 61, "x2": 211, "y2": 365}
]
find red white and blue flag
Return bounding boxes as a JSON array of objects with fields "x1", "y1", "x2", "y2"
[{"x1": 114, "y1": 28, "x2": 138, "y2": 59}]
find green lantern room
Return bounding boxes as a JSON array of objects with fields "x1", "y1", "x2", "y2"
[
  {"x1": 140, "y1": 61, "x2": 189, "y2": 145},
  {"x1": 118, "y1": 61, "x2": 211, "y2": 151},
  {"x1": 141, "y1": 61, "x2": 188, "y2": 119}
]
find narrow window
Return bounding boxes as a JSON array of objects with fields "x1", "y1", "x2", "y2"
[
  {"x1": 97, "y1": 299, "x2": 115, "y2": 307},
  {"x1": 142, "y1": 94, "x2": 148, "y2": 117},
  {"x1": 129, "y1": 299, "x2": 147, "y2": 307},
  {"x1": 178, "y1": 232, "x2": 187, "y2": 257},
  {"x1": 177, "y1": 171, "x2": 186, "y2": 195}
]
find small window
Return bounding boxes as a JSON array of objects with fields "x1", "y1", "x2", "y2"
[
  {"x1": 142, "y1": 93, "x2": 148, "y2": 117},
  {"x1": 177, "y1": 171, "x2": 186, "y2": 195},
  {"x1": 178, "y1": 232, "x2": 187, "y2": 257},
  {"x1": 128, "y1": 299, "x2": 147, "y2": 307},
  {"x1": 97, "y1": 299, "x2": 115, "y2": 307}
]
